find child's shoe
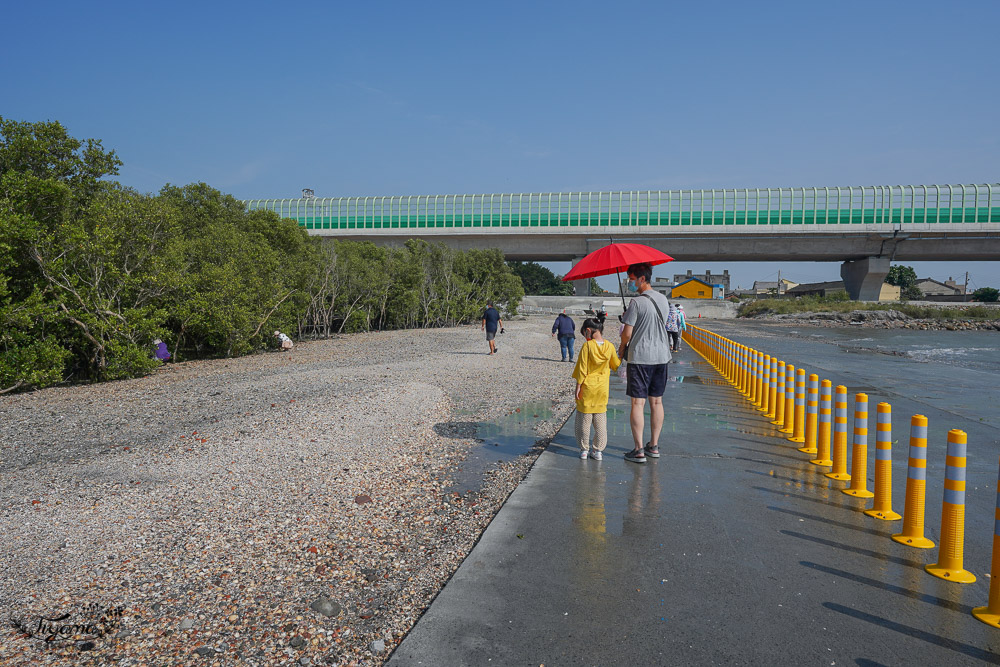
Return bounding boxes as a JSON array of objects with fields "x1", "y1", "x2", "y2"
[{"x1": 589, "y1": 450, "x2": 603, "y2": 461}]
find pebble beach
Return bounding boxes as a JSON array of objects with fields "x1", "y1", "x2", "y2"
[{"x1": 0, "y1": 316, "x2": 591, "y2": 666}]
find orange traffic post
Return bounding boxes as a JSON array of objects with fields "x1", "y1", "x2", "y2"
[
  {"x1": 753, "y1": 351, "x2": 764, "y2": 407},
  {"x1": 864, "y1": 403, "x2": 901, "y2": 520},
  {"x1": 972, "y1": 455, "x2": 1000, "y2": 626},
  {"x1": 826, "y1": 385, "x2": 851, "y2": 481},
  {"x1": 926, "y1": 429, "x2": 976, "y2": 583},
  {"x1": 810, "y1": 380, "x2": 833, "y2": 466},
  {"x1": 759, "y1": 355, "x2": 771, "y2": 412},
  {"x1": 748, "y1": 350, "x2": 758, "y2": 402},
  {"x1": 765, "y1": 357, "x2": 778, "y2": 419},
  {"x1": 740, "y1": 346, "x2": 750, "y2": 396},
  {"x1": 788, "y1": 368, "x2": 806, "y2": 443},
  {"x1": 843, "y1": 393, "x2": 874, "y2": 498},
  {"x1": 772, "y1": 361, "x2": 786, "y2": 427},
  {"x1": 892, "y1": 415, "x2": 934, "y2": 548},
  {"x1": 779, "y1": 364, "x2": 796, "y2": 434},
  {"x1": 798, "y1": 374, "x2": 819, "y2": 454}
]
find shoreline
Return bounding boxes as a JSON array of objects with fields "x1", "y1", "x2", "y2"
[{"x1": 0, "y1": 316, "x2": 584, "y2": 666}]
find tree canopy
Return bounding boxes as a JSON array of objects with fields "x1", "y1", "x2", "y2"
[{"x1": 0, "y1": 118, "x2": 523, "y2": 393}]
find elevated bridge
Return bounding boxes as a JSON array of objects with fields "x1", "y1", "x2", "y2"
[{"x1": 245, "y1": 184, "x2": 999, "y2": 299}]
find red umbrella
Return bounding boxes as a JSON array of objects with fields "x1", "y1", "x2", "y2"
[
  {"x1": 562, "y1": 243, "x2": 674, "y2": 281},
  {"x1": 562, "y1": 242, "x2": 674, "y2": 312}
]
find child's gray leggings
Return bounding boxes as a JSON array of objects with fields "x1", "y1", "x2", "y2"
[{"x1": 575, "y1": 411, "x2": 608, "y2": 452}]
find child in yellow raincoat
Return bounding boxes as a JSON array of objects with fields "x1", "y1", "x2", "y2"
[{"x1": 572, "y1": 317, "x2": 622, "y2": 460}]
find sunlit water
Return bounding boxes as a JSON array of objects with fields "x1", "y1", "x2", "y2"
[{"x1": 786, "y1": 327, "x2": 1000, "y2": 373}]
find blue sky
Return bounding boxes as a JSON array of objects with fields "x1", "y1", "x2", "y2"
[{"x1": 3, "y1": 1, "x2": 998, "y2": 291}]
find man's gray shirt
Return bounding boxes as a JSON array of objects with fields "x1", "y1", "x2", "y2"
[{"x1": 622, "y1": 290, "x2": 673, "y2": 365}]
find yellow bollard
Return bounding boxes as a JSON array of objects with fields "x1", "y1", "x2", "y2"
[
  {"x1": 765, "y1": 357, "x2": 778, "y2": 418},
  {"x1": 740, "y1": 346, "x2": 749, "y2": 395},
  {"x1": 892, "y1": 415, "x2": 934, "y2": 548},
  {"x1": 788, "y1": 368, "x2": 806, "y2": 443},
  {"x1": 759, "y1": 354, "x2": 771, "y2": 412},
  {"x1": 972, "y1": 455, "x2": 1000, "y2": 626},
  {"x1": 826, "y1": 385, "x2": 851, "y2": 480},
  {"x1": 748, "y1": 349, "x2": 758, "y2": 402},
  {"x1": 780, "y1": 365, "x2": 796, "y2": 434},
  {"x1": 926, "y1": 429, "x2": 976, "y2": 583},
  {"x1": 843, "y1": 393, "x2": 874, "y2": 498},
  {"x1": 753, "y1": 351, "x2": 764, "y2": 407},
  {"x1": 772, "y1": 361, "x2": 786, "y2": 426},
  {"x1": 798, "y1": 374, "x2": 819, "y2": 453},
  {"x1": 864, "y1": 403, "x2": 901, "y2": 520},
  {"x1": 810, "y1": 380, "x2": 833, "y2": 466}
]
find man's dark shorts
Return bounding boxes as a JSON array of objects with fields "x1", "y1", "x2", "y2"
[
  {"x1": 486, "y1": 330, "x2": 496, "y2": 341},
  {"x1": 626, "y1": 363, "x2": 668, "y2": 398}
]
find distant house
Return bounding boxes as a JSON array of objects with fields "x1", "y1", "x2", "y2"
[
  {"x1": 785, "y1": 281, "x2": 847, "y2": 297},
  {"x1": 787, "y1": 280, "x2": 899, "y2": 302},
  {"x1": 752, "y1": 278, "x2": 799, "y2": 295},
  {"x1": 916, "y1": 278, "x2": 965, "y2": 296},
  {"x1": 671, "y1": 277, "x2": 723, "y2": 300},
  {"x1": 672, "y1": 269, "x2": 732, "y2": 294}
]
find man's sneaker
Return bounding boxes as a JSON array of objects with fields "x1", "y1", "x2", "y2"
[
  {"x1": 589, "y1": 450, "x2": 603, "y2": 461},
  {"x1": 580, "y1": 449, "x2": 589, "y2": 459},
  {"x1": 624, "y1": 449, "x2": 646, "y2": 464}
]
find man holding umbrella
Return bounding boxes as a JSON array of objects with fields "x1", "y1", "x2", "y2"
[{"x1": 618, "y1": 262, "x2": 672, "y2": 463}]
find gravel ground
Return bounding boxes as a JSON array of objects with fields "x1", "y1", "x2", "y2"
[{"x1": 0, "y1": 315, "x2": 599, "y2": 666}]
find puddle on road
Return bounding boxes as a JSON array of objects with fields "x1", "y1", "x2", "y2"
[{"x1": 446, "y1": 401, "x2": 560, "y2": 493}]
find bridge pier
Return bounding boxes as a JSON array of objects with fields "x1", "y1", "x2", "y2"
[
  {"x1": 840, "y1": 256, "x2": 890, "y2": 301},
  {"x1": 571, "y1": 256, "x2": 590, "y2": 296}
]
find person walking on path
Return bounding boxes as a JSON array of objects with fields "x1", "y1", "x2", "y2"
[
  {"x1": 481, "y1": 302, "x2": 503, "y2": 355},
  {"x1": 665, "y1": 304, "x2": 685, "y2": 352},
  {"x1": 552, "y1": 310, "x2": 577, "y2": 361},
  {"x1": 676, "y1": 304, "x2": 688, "y2": 349},
  {"x1": 618, "y1": 262, "x2": 672, "y2": 463},
  {"x1": 572, "y1": 317, "x2": 622, "y2": 460}
]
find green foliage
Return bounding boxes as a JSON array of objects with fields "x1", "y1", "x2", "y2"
[
  {"x1": 507, "y1": 261, "x2": 573, "y2": 296},
  {"x1": 0, "y1": 118, "x2": 527, "y2": 393},
  {"x1": 738, "y1": 297, "x2": 997, "y2": 321},
  {"x1": 973, "y1": 287, "x2": 1000, "y2": 302},
  {"x1": 885, "y1": 265, "x2": 917, "y2": 288},
  {"x1": 303, "y1": 239, "x2": 523, "y2": 335},
  {"x1": 901, "y1": 285, "x2": 924, "y2": 300}
]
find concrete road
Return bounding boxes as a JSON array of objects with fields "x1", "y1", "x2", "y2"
[{"x1": 390, "y1": 325, "x2": 1000, "y2": 665}]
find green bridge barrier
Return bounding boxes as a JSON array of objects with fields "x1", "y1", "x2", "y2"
[{"x1": 244, "y1": 184, "x2": 998, "y2": 231}]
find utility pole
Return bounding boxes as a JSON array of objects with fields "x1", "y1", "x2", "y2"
[
  {"x1": 965, "y1": 271, "x2": 969, "y2": 295},
  {"x1": 777, "y1": 269, "x2": 782, "y2": 295}
]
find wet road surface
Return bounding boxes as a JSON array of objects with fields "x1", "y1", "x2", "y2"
[{"x1": 390, "y1": 323, "x2": 1000, "y2": 665}]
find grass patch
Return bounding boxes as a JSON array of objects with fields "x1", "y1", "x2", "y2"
[{"x1": 738, "y1": 297, "x2": 998, "y2": 320}]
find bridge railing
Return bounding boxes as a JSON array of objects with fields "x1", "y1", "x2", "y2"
[{"x1": 244, "y1": 184, "x2": 998, "y2": 231}]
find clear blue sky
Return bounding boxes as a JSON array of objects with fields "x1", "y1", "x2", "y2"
[{"x1": 3, "y1": 1, "x2": 998, "y2": 291}]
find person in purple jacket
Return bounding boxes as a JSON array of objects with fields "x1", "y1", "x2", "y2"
[
  {"x1": 153, "y1": 339, "x2": 171, "y2": 362},
  {"x1": 552, "y1": 310, "x2": 577, "y2": 362}
]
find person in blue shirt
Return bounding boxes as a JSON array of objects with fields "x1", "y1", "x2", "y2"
[
  {"x1": 552, "y1": 310, "x2": 577, "y2": 361},
  {"x1": 481, "y1": 302, "x2": 503, "y2": 355}
]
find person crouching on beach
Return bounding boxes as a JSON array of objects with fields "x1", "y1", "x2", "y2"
[{"x1": 572, "y1": 317, "x2": 622, "y2": 460}]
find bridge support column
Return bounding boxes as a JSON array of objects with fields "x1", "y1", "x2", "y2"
[
  {"x1": 840, "y1": 256, "x2": 890, "y2": 301},
  {"x1": 571, "y1": 257, "x2": 591, "y2": 296}
]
